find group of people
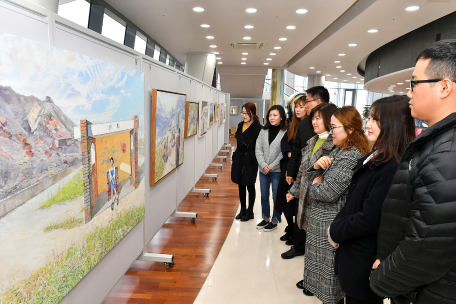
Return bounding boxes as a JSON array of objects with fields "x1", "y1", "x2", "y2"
[{"x1": 230, "y1": 39, "x2": 456, "y2": 304}]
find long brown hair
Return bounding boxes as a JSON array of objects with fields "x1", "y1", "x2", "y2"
[
  {"x1": 333, "y1": 106, "x2": 371, "y2": 155},
  {"x1": 263, "y1": 105, "x2": 287, "y2": 130},
  {"x1": 369, "y1": 95, "x2": 416, "y2": 164},
  {"x1": 288, "y1": 96, "x2": 306, "y2": 142},
  {"x1": 242, "y1": 102, "x2": 260, "y2": 123}
]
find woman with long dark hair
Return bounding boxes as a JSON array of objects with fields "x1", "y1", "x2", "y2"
[
  {"x1": 275, "y1": 96, "x2": 307, "y2": 243},
  {"x1": 300, "y1": 106, "x2": 370, "y2": 304},
  {"x1": 328, "y1": 96, "x2": 415, "y2": 304},
  {"x1": 255, "y1": 105, "x2": 287, "y2": 232},
  {"x1": 231, "y1": 102, "x2": 262, "y2": 222}
]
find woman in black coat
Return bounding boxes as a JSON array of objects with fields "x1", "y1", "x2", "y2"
[
  {"x1": 328, "y1": 96, "x2": 415, "y2": 304},
  {"x1": 231, "y1": 102, "x2": 262, "y2": 222}
]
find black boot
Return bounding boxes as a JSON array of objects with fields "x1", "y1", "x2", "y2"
[
  {"x1": 280, "y1": 226, "x2": 293, "y2": 241},
  {"x1": 235, "y1": 209, "x2": 246, "y2": 220},
  {"x1": 241, "y1": 209, "x2": 254, "y2": 222}
]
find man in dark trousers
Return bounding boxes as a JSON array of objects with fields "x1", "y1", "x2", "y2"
[
  {"x1": 370, "y1": 40, "x2": 456, "y2": 304},
  {"x1": 281, "y1": 86, "x2": 330, "y2": 260}
]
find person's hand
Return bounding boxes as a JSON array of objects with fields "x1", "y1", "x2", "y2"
[
  {"x1": 328, "y1": 236, "x2": 339, "y2": 248},
  {"x1": 263, "y1": 165, "x2": 271, "y2": 174},
  {"x1": 312, "y1": 175, "x2": 322, "y2": 184},
  {"x1": 314, "y1": 156, "x2": 334, "y2": 170},
  {"x1": 285, "y1": 172, "x2": 294, "y2": 185},
  {"x1": 288, "y1": 152, "x2": 292, "y2": 158},
  {"x1": 286, "y1": 193, "x2": 294, "y2": 202},
  {"x1": 372, "y1": 259, "x2": 380, "y2": 269}
]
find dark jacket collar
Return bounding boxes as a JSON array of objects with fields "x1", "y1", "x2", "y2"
[
  {"x1": 353, "y1": 151, "x2": 386, "y2": 172},
  {"x1": 402, "y1": 112, "x2": 456, "y2": 161},
  {"x1": 236, "y1": 120, "x2": 260, "y2": 139}
]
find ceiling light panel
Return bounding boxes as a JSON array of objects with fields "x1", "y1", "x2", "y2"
[
  {"x1": 206, "y1": 36, "x2": 214, "y2": 39},
  {"x1": 193, "y1": 7, "x2": 204, "y2": 12},
  {"x1": 336, "y1": 66, "x2": 341, "y2": 68},
  {"x1": 245, "y1": 25, "x2": 254, "y2": 29},
  {"x1": 242, "y1": 53, "x2": 248, "y2": 55},
  {"x1": 334, "y1": 61, "x2": 340, "y2": 63},
  {"x1": 338, "y1": 53, "x2": 345, "y2": 56},
  {"x1": 348, "y1": 43, "x2": 357, "y2": 47},
  {"x1": 296, "y1": 9, "x2": 308, "y2": 14},
  {"x1": 246, "y1": 8, "x2": 257, "y2": 13},
  {"x1": 274, "y1": 46, "x2": 281, "y2": 49},
  {"x1": 286, "y1": 25, "x2": 296, "y2": 30},
  {"x1": 243, "y1": 37, "x2": 251, "y2": 40},
  {"x1": 368, "y1": 29, "x2": 379, "y2": 33},
  {"x1": 270, "y1": 53, "x2": 276, "y2": 55},
  {"x1": 264, "y1": 63, "x2": 269, "y2": 65},
  {"x1": 201, "y1": 24, "x2": 210, "y2": 28},
  {"x1": 266, "y1": 58, "x2": 272, "y2": 60},
  {"x1": 241, "y1": 62, "x2": 246, "y2": 64},
  {"x1": 406, "y1": 6, "x2": 420, "y2": 11},
  {"x1": 210, "y1": 45, "x2": 217, "y2": 48},
  {"x1": 279, "y1": 38, "x2": 287, "y2": 41},
  {"x1": 241, "y1": 58, "x2": 247, "y2": 60}
]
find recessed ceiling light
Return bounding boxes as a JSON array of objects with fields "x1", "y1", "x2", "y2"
[
  {"x1": 193, "y1": 7, "x2": 204, "y2": 12},
  {"x1": 353, "y1": 76, "x2": 357, "y2": 78},
  {"x1": 274, "y1": 46, "x2": 281, "y2": 49},
  {"x1": 339, "y1": 53, "x2": 346, "y2": 56},
  {"x1": 241, "y1": 62, "x2": 246, "y2": 64},
  {"x1": 264, "y1": 63, "x2": 269, "y2": 65},
  {"x1": 218, "y1": 62, "x2": 222, "y2": 64},
  {"x1": 405, "y1": 79, "x2": 410, "y2": 82},
  {"x1": 245, "y1": 25, "x2": 254, "y2": 29},
  {"x1": 206, "y1": 36, "x2": 214, "y2": 39},
  {"x1": 210, "y1": 45, "x2": 217, "y2": 48},
  {"x1": 241, "y1": 58, "x2": 247, "y2": 60},
  {"x1": 266, "y1": 58, "x2": 272, "y2": 61},
  {"x1": 243, "y1": 37, "x2": 251, "y2": 40},
  {"x1": 340, "y1": 70, "x2": 345, "y2": 72},
  {"x1": 326, "y1": 74, "x2": 331, "y2": 76},
  {"x1": 213, "y1": 52, "x2": 219, "y2": 54},
  {"x1": 356, "y1": 82, "x2": 360, "y2": 84},
  {"x1": 316, "y1": 71, "x2": 321, "y2": 73},
  {"x1": 216, "y1": 57, "x2": 221, "y2": 59},
  {"x1": 310, "y1": 67, "x2": 315, "y2": 69},
  {"x1": 397, "y1": 82, "x2": 403, "y2": 85},
  {"x1": 347, "y1": 73, "x2": 352, "y2": 75},
  {"x1": 400, "y1": 91, "x2": 404, "y2": 94},
  {"x1": 246, "y1": 8, "x2": 257, "y2": 13},
  {"x1": 406, "y1": 6, "x2": 420, "y2": 11},
  {"x1": 344, "y1": 80, "x2": 347, "y2": 82},
  {"x1": 348, "y1": 43, "x2": 357, "y2": 47},
  {"x1": 361, "y1": 78, "x2": 364, "y2": 81},
  {"x1": 334, "y1": 61, "x2": 340, "y2": 63},
  {"x1": 279, "y1": 38, "x2": 287, "y2": 41},
  {"x1": 286, "y1": 26, "x2": 296, "y2": 30},
  {"x1": 368, "y1": 29, "x2": 379, "y2": 33},
  {"x1": 296, "y1": 9, "x2": 308, "y2": 14},
  {"x1": 242, "y1": 52, "x2": 248, "y2": 55},
  {"x1": 270, "y1": 52, "x2": 276, "y2": 55},
  {"x1": 336, "y1": 66, "x2": 342, "y2": 68},
  {"x1": 201, "y1": 24, "x2": 210, "y2": 28},
  {"x1": 334, "y1": 77, "x2": 338, "y2": 80}
]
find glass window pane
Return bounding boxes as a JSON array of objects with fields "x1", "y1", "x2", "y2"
[
  {"x1": 134, "y1": 35, "x2": 146, "y2": 54},
  {"x1": 102, "y1": 10, "x2": 126, "y2": 45},
  {"x1": 166, "y1": 54, "x2": 170, "y2": 65},
  {"x1": 153, "y1": 46, "x2": 160, "y2": 60},
  {"x1": 58, "y1": 0, "x2": 90, "y2": 28}
]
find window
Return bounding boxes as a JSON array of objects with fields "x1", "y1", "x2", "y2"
[
  {"x1": 166, "y1": 54, "x2": 170, "y2": 65},
  {"x1": 102, "y1": 9, "x2": 126, "y2": 45},
  {"x1": 153, "y1": 45, "x2": 160, "y2": 60},
  {"x1": 58, "y1": 0, "x2": 90, "y2": 28},
  {"x1": 134, "y1": 33, "x2": 147, "y2": 54}
]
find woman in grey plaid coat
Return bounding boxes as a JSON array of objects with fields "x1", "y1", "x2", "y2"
[{"x1": 301, "y1": 106, "x2": 371, "y2": 304}]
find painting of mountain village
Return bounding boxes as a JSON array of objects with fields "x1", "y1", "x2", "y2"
[
  {"x1": 0, "y1": 31, "x2": 145, "y2": 303},
  {"x1": 151, "y1": 90, "x2": 186, "y2": 185}
]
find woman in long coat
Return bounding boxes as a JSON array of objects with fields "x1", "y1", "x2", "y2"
[
  {"x1": 301, "y1": 106, "x2": 370, "y2": 304},
  {"x1": 231, "y1": 102, "x2": 262, "y2": 221}
]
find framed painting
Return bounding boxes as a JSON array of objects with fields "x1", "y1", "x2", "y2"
[
  {"x1": 219, "y1": 103, "x2": 226, "y2": 125},
  {"x1": 199, "y1": 101, "x2": 209, "y2": 137},
  {"x1": 151, "y1": 89, "x2": 186, "y2": 186},
  {"x1": 185, "y1": 101, "x2": 198, "y2": 138},
  {"x1": 230, "y1": 105, "x2": 238, "y2": 115},
  {"x1": 214, "y1": 103, "x2": 220, "y2": 122},
  {"x1": 209, "y1": 103, "x2": 215, "y2": 128}
]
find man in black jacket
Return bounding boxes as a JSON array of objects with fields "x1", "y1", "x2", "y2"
[
  {"x1": 370, "y1": 40, "x2": 456, "y2": 304},
  {"x1": 281, "y1": 86, "x2": 330, "y2": 260}
]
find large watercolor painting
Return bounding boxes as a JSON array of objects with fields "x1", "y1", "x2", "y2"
[
  {"x1": 199, "y1": 101, "x2": 209, "y2": 137},
  {"x1": 185, "y1": 101, "x2": 198, "y2": 138},
  {"x1": 0, "y1": 31, "x2": 145, "y2": 303},
  {"x1": 151, "y1": 90, "x2": 186, "y2": 185}
]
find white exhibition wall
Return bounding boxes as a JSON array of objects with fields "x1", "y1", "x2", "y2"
[{"x1": 0, "y1": 1, "x2": 228, "y2": 303}]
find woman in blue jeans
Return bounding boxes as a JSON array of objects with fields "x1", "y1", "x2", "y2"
[{"x1": 255, "y1": 105, "x2": 287, "y2": 232}]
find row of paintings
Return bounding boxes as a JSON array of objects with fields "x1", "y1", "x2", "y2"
[{"x1": 150, "y1": 89, "x2": 226, "y2": 185}]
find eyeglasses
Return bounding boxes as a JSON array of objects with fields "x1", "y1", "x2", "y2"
[
  {"x1": 305, "y1": 98, "x2": 319, "y2": 104},
  {"x1": 241, "y1": 112, "x2": 250, "y2": 115},
  {"x1": 328, "y1": 125, "x2": 344, "y2": 132},
  {"x1": 409, "y1": 78, "x2": 456, "y2": 92}
]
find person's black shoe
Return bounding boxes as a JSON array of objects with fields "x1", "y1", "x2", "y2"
[
  {"x1": 256, "y1": 219, "x2": 269, "y2": 229},
  {"x1": 302, "y1": 288, "x2": 314, "y2": 296},
  {"x1": 281, "y1": 246, "x2": 305, "y2": 259},
  {"x1": 285, "y1": 238, "x2": 293, "y2": 246},
  {"x1": 263, "y1": 222, "x2": 278, "y2": 232},
  {"x1": 241, "y1": 210, "x2": 254, "y2": 222},
  {"x1": 296, "y1": 280, "x2": 304, "y2": 289},
  {"x1": 235, "y1": 209, "x2": 246, "y2": 220}
]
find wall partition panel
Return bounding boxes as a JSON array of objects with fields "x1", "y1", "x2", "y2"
[{"x1": 195, "y1": 83, "x2": 207, "y2": 180}]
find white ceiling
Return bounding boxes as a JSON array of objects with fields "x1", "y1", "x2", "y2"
[{"x1": 105, "y1": 0, "x2": 456, "y2": 93}]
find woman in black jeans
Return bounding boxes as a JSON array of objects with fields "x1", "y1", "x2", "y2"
[
  {"x1": 231, "y1": 102, "x2": 262, "y2": 221},
  {"x1": 328, "y1": 96, "x2": 415, "y2": 304}
]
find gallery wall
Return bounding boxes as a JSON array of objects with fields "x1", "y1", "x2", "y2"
[
  {"x1": 229, "y1": 98, "x2": 269, "y2": 129},
  {"x1": 0, "y1": 1, "x2": 228, "y2": 303}
]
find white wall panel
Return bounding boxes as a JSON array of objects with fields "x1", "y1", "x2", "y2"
[
  {"x1": 177, "y1": 136, "x2": 195, "y2": 205},
  {"x1": 195, "y1": 83, "x2": 206, "y2": 180}
]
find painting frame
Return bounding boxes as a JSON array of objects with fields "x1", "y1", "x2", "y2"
[
  {"x1": 150, "y1": 89, "x2": 186, "y2": 186},
  {"x1": 214, "y1": 103, "x2": 220, "y2": 122},
  {"x1": 199, "y1": 101, "x2": 209, "y2": 137},
  {"x1": 230, "y1": 105, "x2": 238, "y2": 116},
  {"x1": 185, "y1": 101, "x2": 199, "y2": 139},
  {"x1": 209, "y1": 103, "x2": 215, "y2": 128}
]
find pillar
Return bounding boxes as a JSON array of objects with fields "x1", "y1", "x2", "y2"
[
  {"x1": 270, "y1": 69, "x2": 284, "y2": 107},
  {"x1": 184, "y1": 53, "x2": 216, "y2": 85},
  {"x1": 307, "y1": 75, "x2": 325, "y2": 89},
  {"x1": 27, "y1": 0, "x2": 58, "y2": 13}
]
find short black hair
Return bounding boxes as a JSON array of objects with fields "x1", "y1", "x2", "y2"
[
  {"x1": 416, "y1": 39, "x2": 456, "y2": 79},
  {"x1": 263, "y1": 105, "x2": 287, "y2": 130},
  {"x1": 306, "y1": 86, "x2": 330, "y2": 103}
]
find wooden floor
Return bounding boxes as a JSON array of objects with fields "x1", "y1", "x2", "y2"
[{"x1": 103, "y1": 138, "x2": 238, "y2": 304}]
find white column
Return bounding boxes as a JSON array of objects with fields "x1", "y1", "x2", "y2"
[
  {"x1": 184, "y1": 53, "x2": 216, "y2": 85},
  {"x1": 26, "y1": 0, "x2": 59, "y2": 13},
  {"x1": 307, "y1": 75, "x2": 325, "y2": 88}
]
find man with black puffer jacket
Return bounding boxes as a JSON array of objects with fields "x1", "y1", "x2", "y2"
[{"x1": 370, "y1": 40, "x2": 456, "y2": 304}]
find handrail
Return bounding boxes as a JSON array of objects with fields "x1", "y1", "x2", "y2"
[{"x1": 285, "y1": 83, "x2": 298, "y2": 92}]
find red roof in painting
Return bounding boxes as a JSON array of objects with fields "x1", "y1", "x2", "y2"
[
  {"x1": 0, "y1": 116, "x2": 6, "y2": 125},
  {"x1": 45, "y1": 116, "x2": 73, "y2": 140}
]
